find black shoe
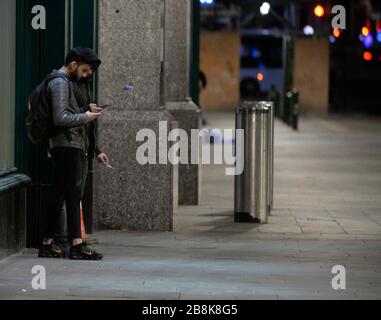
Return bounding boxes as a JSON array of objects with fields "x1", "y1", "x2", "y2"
[
  {"x1": 69, "y1": 243, "x2": 103, "y2": 261},
  {"x1": 54, "y1": 240, "x2": 70, "y2": 257},
  {"x1": 38, "y1": 242, "x2": 68, "y2": 258}
]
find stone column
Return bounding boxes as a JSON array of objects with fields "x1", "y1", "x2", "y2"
[
  {"x1": 165, "y1": 0, "x2": 201, "y2": 205},
  {"x1": 93, "y1": 0, "x2": 177, "y2": 231}
]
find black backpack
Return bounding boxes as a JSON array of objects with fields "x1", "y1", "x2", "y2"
[{"x1": 26, "y1": 73, "x2": 71, "y2": 145}]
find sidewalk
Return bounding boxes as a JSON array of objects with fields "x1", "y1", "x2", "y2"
[
  {"x1": 0, "y1": 113, "x2": 380, "y2": 300},
  {"x1": 178, "y1": 112, "x2": 381, "y2": 240}
]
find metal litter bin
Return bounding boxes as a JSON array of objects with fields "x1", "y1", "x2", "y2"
[
  {"x1": 257, "y1": 101, "x2": 274, "y2": 213},
  {"x1": 234, "y1": 102, "x2": 270, "y2": 223}
]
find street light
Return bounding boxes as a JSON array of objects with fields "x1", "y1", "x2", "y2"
[
  {"x1": 258, "y1": 1, "x2": 296, "y2": 31},
  {"x1": 260, "y1": 2, "x2": 270, "y2": 16}
]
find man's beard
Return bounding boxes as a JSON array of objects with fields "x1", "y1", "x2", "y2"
[
  {"x1": 68, "y1": 69, "x2": 80, "y2": 82},
  {"x1": 78, "y1": 75, "x2": 93, "y2": 84}
]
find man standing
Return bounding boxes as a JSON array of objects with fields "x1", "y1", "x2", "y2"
[
  {"x1": 38, "y1": 47, "x2": 104, "y2": 260},
  {"x1": 55, "y1": 72, "x2": 109, "y2": 247}
]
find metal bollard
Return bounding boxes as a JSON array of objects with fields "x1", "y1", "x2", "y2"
[
  {"x1": 257, "y1": 101, "x2": 274, "y2": 214},
  {"x1": 268, "y1": 86, "x2": 281, "y2": 118},
  {"x1": 234, "y1": 105, "x2": 250, "y2": 220},
  {"x1": 283, "y1": 91, "x2": 292, "y2": 125},
  {"x1": 292, "y1": 89, "x2": 299, "y2": 131},
  {"x1": 234, "y1": 102, "x2": 270, "y2": 223}
]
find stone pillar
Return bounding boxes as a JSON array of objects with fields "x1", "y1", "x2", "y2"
[
  {"x1": 165, "y1": 0, "x2": 201, "y2": 205},
  {"x1": 93, "y1": 0, "x2": 177, "y2": 231}
]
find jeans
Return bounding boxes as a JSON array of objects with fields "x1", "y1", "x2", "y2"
[
  {"x1": 45, "y1": 147, "x2": 83, "y2": 241},
  {"x1": 55, "y1": 153, "x2": 89, "y2": 240}
]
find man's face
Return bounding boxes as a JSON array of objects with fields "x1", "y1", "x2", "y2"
[{"x1": 68, "y1": 62, "x2": 93, "y2": 82}]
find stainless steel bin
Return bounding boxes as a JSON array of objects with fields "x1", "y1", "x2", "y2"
[
  {"x1": 234, "y1": 102, "x2": 270, "y2": 223},
  {"x1": 257, "y1": 101, "x2": 274, "y2": 214}
]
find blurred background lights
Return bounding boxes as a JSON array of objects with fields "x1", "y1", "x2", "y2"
[
  {"x1": 363, "y1": 51, "x2": 373, "y2": 61},
  {"x1": 313, "y1": 4, "x2": 325, "y2": 18},
  {"x1": 362, "y1": 26, "x2": 370, "y2": 36},
  {"x1": 377, "y1": 31, "x2": 381, "y2": 43},
  {"x1": 303, "y1": 25, "x2": 314, "y2": 36},
  {"x1": 257, "y1": 72, "x2": 264, "y2": 81},
  {"x1": 251, "y1": 49, "x2": 261, "y2": 59},
  {"x1": 329, "y1": 35, "x2": 336, "y2": 44},
  {"x1": 200, "y1": 0, "x2": 215, "y2": 6},
  {"x1": 363, "y1": 34, "x2": 374, "y2": 48},
  {"x1": 260, "y1": 2, "x2": 270, "y2": 15},
  {"x1": 376, "y1": 21, "x2": 381, "y2": 32},
  {"x1": 333, "y1": 28, "x2": 341, "y2": 38}
]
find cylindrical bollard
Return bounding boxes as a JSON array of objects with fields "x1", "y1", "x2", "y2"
[
  {"x1": 292, "y1": 89, "x2": 299, "y2": 131},
  {"x1": 267, "y1": 86, "x2": 280, "y2": 118},
  {"x1": 234, "y1": 105, "x2": 251, "y2": 220},
  {"x1": 257, "y1": 101, "x2": 274, "y2": 214},
  {"x1": 283, "y1": 91, "x2": 292, "y2": 125},
  {"x1": 255, "y1": 105, "x2": 270, "y2": 223},
  {"x1": 234, "y1": 102, "x2": 270, "y2": 223}
]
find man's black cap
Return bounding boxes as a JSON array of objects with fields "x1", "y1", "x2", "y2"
[{"x1": 65, "y1": 47, "x2": 102, "y2": 70}]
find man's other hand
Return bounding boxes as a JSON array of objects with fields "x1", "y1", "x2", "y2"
[
  {"x1": 85, "y1": 111, "x2": 100, "y2": 122},
  {"x1": 89, "y1": 103, "x2": 102, "y2": 113},
  {"x1": 96, "y1": 153, "x2": 109, "y2": 165}
]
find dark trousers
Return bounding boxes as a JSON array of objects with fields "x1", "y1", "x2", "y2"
[
  {"x1": 45, "y1": 147, "x2": 82, "y2": 241},
  {"x1": 55, "y1": 155, "x2": 89, "y2": 239}
]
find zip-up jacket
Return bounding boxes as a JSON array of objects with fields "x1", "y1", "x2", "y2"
[
  {"x1": 72, "y1": 80, "x2": 102, "y2": 158},
  {"x1": 47, "y1": 71, "x2": 90, "y2": 151}
]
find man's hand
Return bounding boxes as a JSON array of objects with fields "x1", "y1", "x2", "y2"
[
  {"x1": 85, "y1": 111, "x2": 101, "y2": 122},
  {"x1": 89, "y1": 103, "x2": 103, "y2": 113},
  {"x1": 96, "y1": 153, "x2": 109, "y2": 165}
]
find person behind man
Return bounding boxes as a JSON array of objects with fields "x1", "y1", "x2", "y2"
[
  {"x1": 38, "y1": 47, "x2": 104, "y2": 260},
  {"x1": 55, "y1": 72, "x2": 109, "y2": 247}
]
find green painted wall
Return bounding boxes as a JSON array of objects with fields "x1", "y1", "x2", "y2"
[
  {"x1": 15, "y1": 0, "x2": 99, "y2": 247},
  {"x1": 190, "y1": 0, "x2": 200, "y2": 106}
]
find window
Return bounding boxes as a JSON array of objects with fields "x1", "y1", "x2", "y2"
[
  {"x1": 241, "y1": 36, "x2": 283, "y2": 69},
  {"x1": 0, "y1": 0, "x2": 16, "y2": 171}
]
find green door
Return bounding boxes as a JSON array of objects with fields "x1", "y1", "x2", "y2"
[{"x1": 15, "y1": 0, "x2": 99, "y2": 247}]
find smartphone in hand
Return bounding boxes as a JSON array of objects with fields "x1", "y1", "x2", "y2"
[{"x1": 99, "y1": 104, "x2": 111, "y2": 113}]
